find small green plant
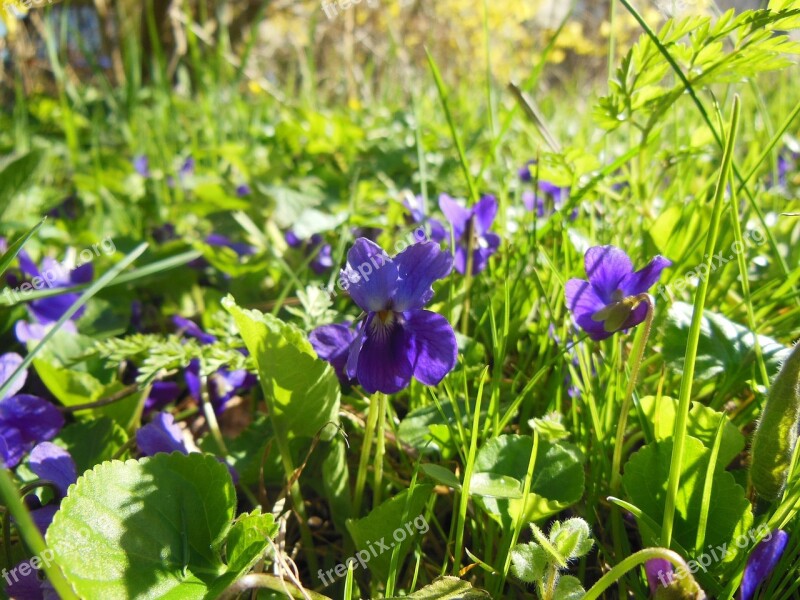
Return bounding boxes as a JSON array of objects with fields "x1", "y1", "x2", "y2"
[{"x1": 510, "y1": 518, "x2": 593, "y2": 600}]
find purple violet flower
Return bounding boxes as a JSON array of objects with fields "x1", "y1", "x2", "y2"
[
  {"x1": 151, "y1": 223, "x2": 177, "y2": 244},
  {"x1": 144, "y1": 381, "x2": 182, "y2": 413},
  {"x1": 523, "y1": 181, "x2": 573, "y2": 219},
  {"x1": 4, "y1": 560, "x2": 49, "y2": 600},
  {"x1": 12, "y1": 251, "x2": 93, "y2": 343},
  {"x1": 0, "y1": 395, "x2": 65, "y2": 468},
  {"x1": 136, "y1": 412, "x2": 190, "y2": 456},
  {"x1": 133, "y1": 155, "x2": 150, "y2": 178},
  {"x1": 334, "y1": 238, "x2": 457, "y2": 394},
  {"x1": 172, "y1": 315, "x2": 217, "y2": 344},
  {"x1": 205, "y1": 233, "x2": 256, "y2": 257},
  {"x1": 180, "y1": 157, "x2": 195, "y2": 178},
  {"x1": 236, "y1": 184, "x2": 251, "y2": 197},
  {"x1": 645, "y1": 558, "x2": 674, "y2": 596},
  {"x1": 518, "y1": 159, "x2": 536, "y2": 183},
  {"x1": 438, "y1": 194, "x2": 501, "y2": 275},
  {"x1": 738, "y1": 530, "x2": 789, "y2": 600},
  {"x1": 167, "y1": 156, "x2": 195, "y2": 188},
  {"x1": 565, "y1": 245, "x2": 671, "y2": 341},
  {"x1": 285, "y1": 231, "x2": 334, "y2": 275},
  {"x1": 310, "y1": 322, "x2": 358, "y2": 384},
  {"x1": 0, "y1": 357, "x2": 64, "y2": 468},
  {"x1": 136, "y1": 412, "x2": 238, "y2": 482},
  {"x1": 184, "y1": 358, "x2": 255, "y2": 414},
  {"x1": 26, "y1": 442, "x2": 77, "y2": 534}
]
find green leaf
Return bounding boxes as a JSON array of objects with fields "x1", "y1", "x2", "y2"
[
  {"x1": 225, "y1": 509, "x2": 278, "y2": 576},
  {"x1": 510, "y1": 542, "x2": 547, "y2": 583},
  {"x1": 189, "y1": 182, "x2": 250, "y2": 215},
  {"x1": 553, "y1": 575, "x2": 585, "y2": 600},
  {"x1": 549, "y1": 518, "x2": 594, "y2": 561},
  {"x1": 223, "y1": 296, "x2": 339, "y2": 440},
  {"x1": 528, "y1": 413, "x2": 571, "y2": 442},
  {"x1": 47, "y1": 453, "x2": 236, "y2": 600},
  {"x1": 473, "y1": 435, "x2": 584, "y2": 528},
  {"x1": 319, "y1": 436, "x2": 353, "y2": 533},
  {"x1": 194, "y1": 242, "x2": 270, "y2": 277},
  {"x1": 663, "y1": 302, "x2": 790, "y2": 387},
  {"x1": 398, "y1": 398, "x2": 487, "y2": 458},
  {"x1": 421, "y1": 464, "x2": 462, "y2": 490},
  {"x1": 388, "y1": 576, "x2": 491, "y2": 599},
  {"x1": 345, "y1": 485, "x2": 433, "y2": 582},
  {"x1": 199, "y1": 415, "x2": 280, "y2": 487},
  {"x1": 622, "y1": 437, "x2": 753, "y2": 564},
  {"x1": 33, "y1": 359, "x2": 141, "y2": 431},
  {"x1": 639, "y1": 395, "x2": 745, "y2": 467},
  {"x1": 469, "y1": 472, "x2": 523, "y2": 499},
  {"x1": 0, "y1": 217, "x2": 46, "y2": 278},
  {"x1": 0, "y1": 149, "x2": 45, "y2": 219}
]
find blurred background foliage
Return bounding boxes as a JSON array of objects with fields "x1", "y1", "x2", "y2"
[{"x1": 0, "y1": 0, "x2": 763, "y2": 104}]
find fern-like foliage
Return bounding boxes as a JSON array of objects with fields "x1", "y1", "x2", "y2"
[
  {"x1": 95, "y1": 311, "x2": 255, "y2": 385},
  {"x1": 596, "y1": 1, "x2": 800, "y2": 135}
]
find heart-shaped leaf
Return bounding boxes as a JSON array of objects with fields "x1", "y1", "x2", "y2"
[
  {"x1": 223, "y1": 296, "x2": 339, "y2": 440},
  {"x1": 47, "y1": 452, "x2": 236, "y2": 599}
]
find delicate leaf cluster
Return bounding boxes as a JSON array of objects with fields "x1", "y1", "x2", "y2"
[
  {"x1": 596, "y1": 3, "x2": 800, "y2": 134},
  {"x1": 95, "y1": 332, "x2": 252, "y2": 385},
  {"x1": 511, "y1": 518, "x2": 593, "y2": 600}
]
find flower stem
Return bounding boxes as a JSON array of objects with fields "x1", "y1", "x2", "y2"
[
  {"x1": 608, "y1": 293, "x2": 653, "y2": 594},
  {"x1": 199, "y1": 371, "x2": 228, "y2": 455},
  {"x1": 454, "y1": 367, "x2": 489, "y2": 575},
  {"x1": 353, "y1": 394, "x2": 380, "y2": 516},
  {"x1": 610, "y1": 293, "x2": 654, "y2": 492},
  {"x1": 372, "y1": 392, "x2": 387, "y2": 507},
  {"x1": 460, "y1": 220, "x2": 476, "y2": 336},
  {"x1": 0, "y1": 467, "x2": 79, "y2": 599}
]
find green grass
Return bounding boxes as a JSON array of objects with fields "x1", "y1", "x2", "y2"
[{"x1": 0, "y1": 2, "x2": 799, "y2": 599}]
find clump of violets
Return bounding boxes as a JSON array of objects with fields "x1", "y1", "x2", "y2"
[
  {"x1": 518, "y1": 160, "x2": 574, "y2": 219},
  {"x1": 565, "y1": 245, "x2": 671, "y2": 341},
  {"x1": 285, "y1": 231, "x2": 334, "y2": 275},
  {"x1": 10, "y1": 250, "x2": 93, "y2": 343},
  {"x1": 0, "y1": 353, "x2": 64, "y2": 468},
  {"x1": 522, "y1": 182, "x2": 574, "y2": 219},
  {"x1": 438, "y1": 194, "x2": 501, "y2": 275},
  {"x1": 172, "y1": 316, "x2": 256, "y2": 414},
  {"x1": 738, "y1": 530, "x2": 789, "y2": 600},
  {"x1": 311, "y1": 238, "x2": 456, "y2": 394}
]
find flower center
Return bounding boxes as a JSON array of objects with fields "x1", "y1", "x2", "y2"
[
  {"x1": 591, "y1": 291, "x2": 641, "y2": 333},
  {"x1": 370, "y1": 311, "x2": 397, "y2": 342}
]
